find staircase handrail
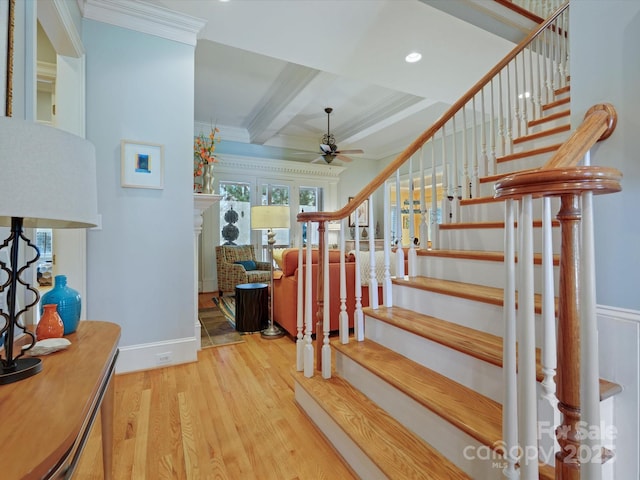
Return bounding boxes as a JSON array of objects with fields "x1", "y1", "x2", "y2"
[
  {"x1": 297, "y1": 1, "x2": 570, "y2": 226},
  {"x1": 494, "y1": 102, "x2": 619, "y2": 199}
]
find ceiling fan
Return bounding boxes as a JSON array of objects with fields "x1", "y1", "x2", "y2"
[{"x1": 311, "y1": 107, "x2": 364, "y2": 164}]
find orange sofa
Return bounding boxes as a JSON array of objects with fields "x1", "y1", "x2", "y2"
[{"x1": 272, "y1": 248, "x2": 382, "y2": 338}]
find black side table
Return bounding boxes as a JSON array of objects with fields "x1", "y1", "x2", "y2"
[{"x1": 235, "y1": 283, "x2": 268, "y2": 333}]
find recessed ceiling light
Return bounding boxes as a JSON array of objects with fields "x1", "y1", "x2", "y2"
[{"x1": 405, "y1": 52, "x2": 422, "y2": 63}]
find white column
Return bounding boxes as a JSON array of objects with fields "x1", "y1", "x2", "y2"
[{"x1": 193, "y1": 194, "x2": 221, "y2": 350}]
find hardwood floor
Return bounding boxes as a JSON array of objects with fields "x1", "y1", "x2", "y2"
[{"x1": 75, "y1": 294, "x2": 356, "y2": 479}]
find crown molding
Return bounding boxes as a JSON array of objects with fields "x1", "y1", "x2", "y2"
[
  {"x1": 81, "y1": 0, "x2": 206, "y2": 46},
  {"x1": 214, "y1": 154, "x2": 344, "y2": 181}
]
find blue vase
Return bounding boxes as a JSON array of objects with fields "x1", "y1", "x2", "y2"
[{"x1": 40, "y1": 275, "x2": 81, "y2": 335}]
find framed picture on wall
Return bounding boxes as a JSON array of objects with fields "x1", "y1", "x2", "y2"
[
  {"x1": 348, "y1": 197, "x2": 369, "y2": 227},
  {"x1": 120, "y1": 140, "x2": 164, "y2": 189}
]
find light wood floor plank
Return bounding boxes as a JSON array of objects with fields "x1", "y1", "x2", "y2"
[{"x1": 75, "y1": 295, "x2": 358, "y2": 479}]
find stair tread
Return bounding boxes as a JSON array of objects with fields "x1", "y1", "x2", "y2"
[
  {"x1": 333, "y1": 339, "x2": 557, "y2": 480},
  {"x1": 542, "y1": 96, "x2": 570, "y2": 110},
  {"x1": 479, "y1": 167, "x2": 539, "y2": 184},
  {"x1": 417, "y1": 248, "x2": 560, "y2": 265},
  {"x1": 333, "y1": 338, "x2": 503, "y2": 454},
  {"x1": 528, "y1": 109, "x2": 570, "y2": 127},
  {"x1": 293, "y1": 369, "x2": 471, "y2": 479},
  {"x1": 392, "y1": 275, "x2": 550, "y2": 315},
  {"x1": 439, "y1": 220, "x2": 560, "y2": 229},
  {"x1": 513, "y1": 124, "x2": 571, "y2": 145},
  {"x1": 363, "y1": 305, "x2": 621, "y2": 400},
  {"x1": 497, "y1": 143, "x2": 563, "y2": 163}
]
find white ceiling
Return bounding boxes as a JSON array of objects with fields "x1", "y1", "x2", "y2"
[{"x1": 144, "y1": 0, "x2": 518, "y2": 163}]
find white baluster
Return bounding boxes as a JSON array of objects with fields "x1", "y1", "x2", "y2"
[
  {"x1": 296, "y1": 233, "x2": 304, "y2": 371},
  {"x1": 430, "y1": 140, "x2": 439, "y2": 250},
  {"x1": 581, "y1": 151, "x2": 602, "y2": 480},
  {"x1": 490, "y1": 78, "x2": 497, "y2": 175},
  {"x1": 462, "y1": 106, "x2": 470, "y2": 200},
  {"x1": 498, "y1": 71, "x2": 506, "y2": 158},
  {"x1": 506, "y1": 65, "x2": 513, "y2": 155},
  {"x1": 304, "y1": 230, "x2": 314, "y2": 377},
  {"x1": 541, "y1": 196, "x2": 557, "y2": 403},
  {"x1": 395, "y1": 170, "x2": 406, "y2": 278},
  {"x1": 503, "y1": 198, "x2": 519, "y2": 479},
  {"x1": 471, "y1": 96, "x2": 479, "y2": 198},
  {"x1": 407, "y1": 156, "x2": 417, "y2": 276},
  {"x1": 419, "y1": 146, "x2": 428, "y2": 249},
  {"x1": 339, "y1": 217, "x2": 349, "y2": 344},
  {"x1": 382, "y1": 183, "x2": 393, "y2": 306},
  {"x1": 354, "y1": 207, "x2": 364, "y2": 342},
  {"x1": 368, "y1": 194, "x2": 379, "y2": 309},
  {"x1": 322, "y1": 223, "x2": 331, "y2": 379},
  {"x1": 451, "y1": 114, "x2": 461, "y2": 222},
  {"x1": 514, "y1": 55, "x2": 522, "y2": 139},
  {"x1": 518, "y1": 195, "x2": 539, "y2": 479}
]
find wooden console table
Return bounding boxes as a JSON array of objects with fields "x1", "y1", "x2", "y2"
[{"x1": 1, "y1": 321, "x2": 120, "y2": 479}]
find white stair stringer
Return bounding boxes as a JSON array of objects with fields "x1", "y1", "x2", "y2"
[
  {"x1": 293, "y1": 384, "x2": 386, "y2": 480},
  {"x1": 335, "y1": 349, "x2": 506, "y2": 479}
]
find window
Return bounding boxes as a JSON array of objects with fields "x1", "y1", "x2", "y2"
[
  {"x1": 299, "y1": 186, "x2": 322, "y2": 246},
  {"x1": 35, "y1": 229, "x2": 53, "y2": 261}
]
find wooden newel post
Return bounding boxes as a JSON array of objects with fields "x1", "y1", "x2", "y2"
[
  {"x1": 555, "y1": 194, "x2": 582, "y2": 480},
  {"x1": 316, "y1": 221, "x2": 326, "y2": 371}
]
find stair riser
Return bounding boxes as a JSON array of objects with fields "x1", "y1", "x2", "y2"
[
  {"x1": 393, "y1": 284, "x2": 544, "y2": 345},
  {"x1": 439, "y1": 224, "x2": 561, "y2": 252},
  {"x1": 294, "y1": 385, "x2": 386, "y2": 479},
  {"x1": 418, "y1": 255, "x2": 560, "y2": 295},
  {"x1": 336, "y1": 352, "x2": 506, "y2": 479},
  {"x1": 365, "y1": 315, "x2": 506, "y2": 403},
  {"x1": 513, "y1": 128, "x2": 570, "y2": 153},
  {"x1": 495, "y1": 151, "x2": 557, "y2": 176},
  {"x1": 458, "y1": 196, "x2": 562, "y2": 223}
]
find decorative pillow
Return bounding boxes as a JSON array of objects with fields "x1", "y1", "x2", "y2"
[
  {"x1": 272, "y1": 248, "x2": 286, "y2": 270},
  {"x1": 234, "y1": 260, "x2": 257, "y2": 271}
]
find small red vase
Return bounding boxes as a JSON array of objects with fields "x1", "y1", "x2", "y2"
[{"x1": 36, "y1": 304, "x2": 65, "y2": 340}]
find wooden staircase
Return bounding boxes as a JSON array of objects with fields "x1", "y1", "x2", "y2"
[
  {"x1": 292, "y1": 78, "x2": 622, "y2": 478},
  {"x1": 292, "y1": 3, "x2": 623, "y2": 478}
]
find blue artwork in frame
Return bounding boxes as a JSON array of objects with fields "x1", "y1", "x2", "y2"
[{"x1": 121, "y1": 140, "x2": 164, "y2": 189}]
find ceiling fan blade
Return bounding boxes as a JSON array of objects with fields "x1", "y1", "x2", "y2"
[
  {"x1": 336, "y1": 154, "x2": 353, "y2": 162},
  {"x1": 319, "y1": 144, "x2": 333, "y2": 154},
  {"x1": 336, "y1": 149, "x2": 364, "y2": 155},
  {"x1": 310, "y1": 156, "x2": 324, "y2": 164}
]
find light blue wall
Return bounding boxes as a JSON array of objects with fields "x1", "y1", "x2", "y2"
[
  {"x1": 83, "y1": 20, "x2": 196, "y2": 347},
  {"x1": 572, "y1": 2, "x2": 640, "y2": 311}
]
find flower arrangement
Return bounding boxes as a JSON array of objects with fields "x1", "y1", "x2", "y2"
[{"x1": 193, "y1": 125, "x2": 220, "y2": 177}]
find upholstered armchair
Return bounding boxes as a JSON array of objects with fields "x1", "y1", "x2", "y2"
[{"x1": 215, "y1": 245, "x2": 272, "y2": 296}]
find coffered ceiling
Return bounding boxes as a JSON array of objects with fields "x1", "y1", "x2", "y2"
[{"x1": 129, "y1": 0, "x2": 519, "y2": 163}]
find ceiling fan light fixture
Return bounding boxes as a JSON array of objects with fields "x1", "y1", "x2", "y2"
[{"x1": 405, "y1": 51, "x2": 422, "y2": 63}]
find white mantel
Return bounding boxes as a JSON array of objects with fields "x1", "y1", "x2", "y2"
[{"x1": 193, "y1": 193, "x2": 221, "y2": 349}]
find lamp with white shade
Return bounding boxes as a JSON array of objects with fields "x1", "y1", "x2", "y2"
[
  {"x1": 0, "y1": 117, "x2": 98, "y2": 384},
  {"x1": 250, "y1": 205, "x2": 290, "y2": 339}
]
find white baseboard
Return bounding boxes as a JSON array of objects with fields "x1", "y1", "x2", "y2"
[{"x1": 116, "y1": 336, "x2": 198, "y2": 374}]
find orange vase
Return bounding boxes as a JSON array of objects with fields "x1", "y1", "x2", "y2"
[{"x1": 36, "y1": 304, "x2": 65, "y2": 340}]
